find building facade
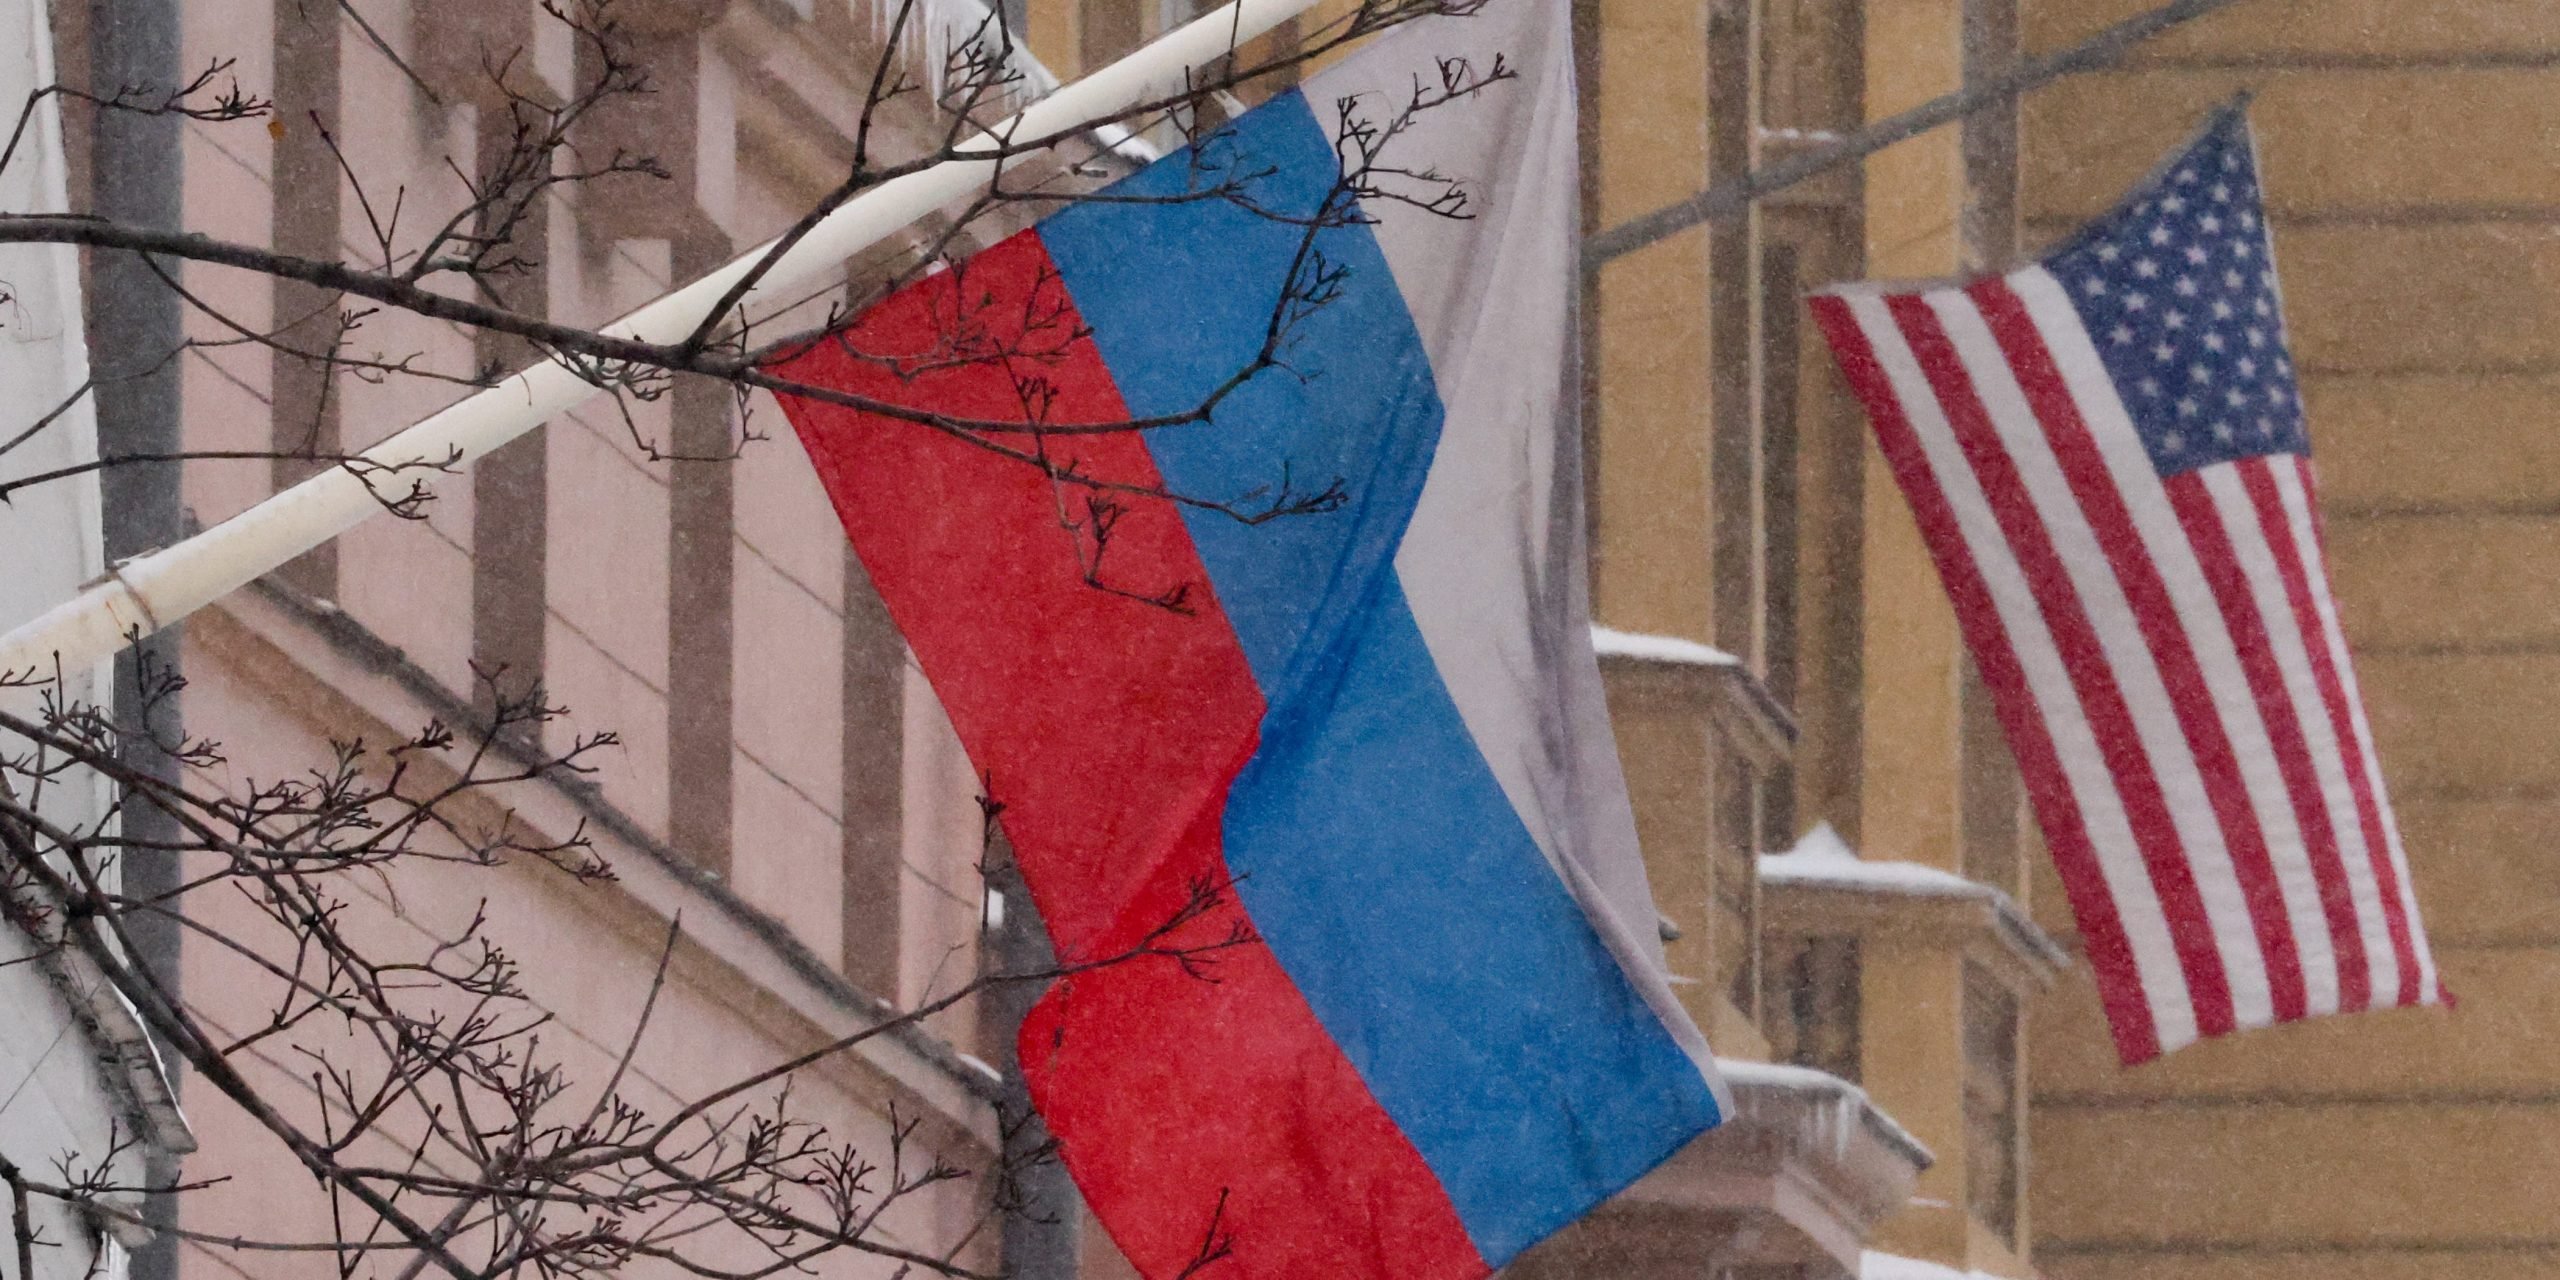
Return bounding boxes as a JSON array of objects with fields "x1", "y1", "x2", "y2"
[
  {"x1": 51, "y1": 1, "x2": 1101, "y2": 1277},
  {"x1": 26, "y1": 0, "x2": 2543, "y2": 1278},
  {"x1": 0, "y1": 4, "x2": 191, "y2": 1275},
  {"x1": 1570, "y1": 0, "x2": 2055, "y2": 1274},
  {"x1": 2020, "y1": 3, "x2": 2557, "y2": 1278},
  {"x1": 1575, "y1": 1, "x2": 2543, "y2": 1279}
]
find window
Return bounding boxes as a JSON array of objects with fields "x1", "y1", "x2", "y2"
[
  {"x1": 1960, "y1": 659, "x2": 2025, "y2": 898},
  {"x1": 1713, "y1": 758, "x2": 1762, "y2": 1019},
  {"x1": 840, "y1": 559, "x2": 905, "y2": 998},
  {"x1": 1080, "y1": 0, "x2": 1146, "y2": 72},
  {"x1": 1766, "y1": 934, "x2": 1862, "y2": 1083},
  {"x1": 1760, "y1": 0, "x2": 1861, "y2": 138},
  {"x1": 1758, "y1": 241, "x2": 1804, "y2": 844},
  {"x1": 1961, "y1": 0, "x2": 2020, "y2": 270},
  {"x1": 1957, "y1": 0, "x2": 2027, "y2": 900},
  {"x1": 1756, "y1": 0, "x2": 1867, "y2": 836},
  {"x1": 1962, "y1": 962, "x2": 2022, "y2": 1246}
]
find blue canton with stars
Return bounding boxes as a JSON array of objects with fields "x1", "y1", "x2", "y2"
[{"x1": 2046, "y1": 108, "x2": 2306, "y2": 477}]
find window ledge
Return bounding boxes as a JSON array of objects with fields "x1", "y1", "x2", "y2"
[
  {"x1": 1759, "y1": 825, "x2": 2069, "y2": 994},
  {"x1": 1508, "y1": 1060, "x2": 1930, "y2": 1280},
  {"x1": 1592, "y1": 625, "x2": 1797, "y2": 767},
  {"x1": 192, "y1": 580, "x2": 1007, "y2": 1150}
]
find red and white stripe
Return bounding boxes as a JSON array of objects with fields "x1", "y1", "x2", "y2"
[{"x1": 1808, "y1": 265, "x2": 2443, "y2": 1063}]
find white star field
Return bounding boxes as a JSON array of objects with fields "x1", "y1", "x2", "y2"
[{"x1": 2047, "y1": 110, "x2": 2309, "y2": 476}]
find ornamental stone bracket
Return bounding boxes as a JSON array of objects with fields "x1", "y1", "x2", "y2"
[{"x1": 1504, "y1": 1060, "x2": 1930, "y2": 1280}]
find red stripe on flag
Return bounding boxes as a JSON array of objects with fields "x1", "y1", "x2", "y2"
[
  {"x1": 2232, "y1": 459, "x2": 2405, "y2": 1008},
  {"x1": 1967, "y1": 279, "x2": 2308, "y2": 1023},
  {"x1": 1886, "y1": 293, "x2": 2236, "y2": 1042},
  {"x1": 2159, "y1": 470, "x2": 2370, "y2": 1009},
  {"x1": 2289, "y1": 457, "x2": 2426, "y2": 1006},
  {"x1": 2264, "y1": 457, "x2": 2425, "y2": 1007},
  {"x1": 770, "y1": 230, "x2": 1485, "y2": 1280},
  {"x1": 1810, "y1": 295, "x2": 2163, "y2": 1064}
]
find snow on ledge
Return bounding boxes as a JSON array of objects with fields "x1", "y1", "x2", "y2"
[
  {"x1": 1716, "y1": 1057, "x2": 1871, "y2": 1092},
  {"x1": 1590, "y1": 625, "x2": 1741, "y2": 668},
  {"x1": 1757, "y1": 825, "x2": 2070, "y2": 974},
  {"x1": 1714, "y1": 1057, "x2": 1932, "y2": 1170},
  {"x1": 1757, "y1": 822, "x2": 1985, "y2": 899},
  {"x1": 1861, "y1": 1251, "x2": 2007, "y2": 1280}
]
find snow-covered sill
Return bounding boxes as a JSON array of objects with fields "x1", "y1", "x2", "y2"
[
  {"x1": 1862, "y1": 1250, "x2": 2015, "y2": 1280},
  {"x1": 1591, "y1": 625, "x2": 1741, "y2": 667},
  {"x1": 806, "y1": 0, "x2": 1164, "y2": 167},
  {"x1": 1760, "y1": 824, "x2": 1986, "y2": 899},
  {"x1": 1614, "y1": 1055, "x2": 1929, "y2": 1271},
  {"x1": 1760, "y1": 125, "x2": 1849, "y2": 144},
  {"x1": 1717, "y1": 1057, "x2": 1933, "y2": 1172},
  {"x1": 950, "y1": 0, "x2": 1169, "y2": 167},
  {"x1": 1590, "y1": 625, "x2": 1796, "y2": 759},
  {"x1": 1759, "y1": 825, "x2": 2070, "y2": 974}
]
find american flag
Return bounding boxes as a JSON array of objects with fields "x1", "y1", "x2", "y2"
[{"x1": 1808, "y1": 106, "x2": 2445, "y2": 1064}]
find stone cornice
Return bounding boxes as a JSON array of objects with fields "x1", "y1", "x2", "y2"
[
  {"x1": 188, "y1": 580, "x2": 1006, "y2": 1153},
  {"x1": 1759, "y1": 828, "x2": 2069, "y2": 994}
]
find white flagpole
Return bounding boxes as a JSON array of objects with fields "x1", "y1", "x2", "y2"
[{"x1": 0, "y1": 0, "x2": 1328, "y2": 679}]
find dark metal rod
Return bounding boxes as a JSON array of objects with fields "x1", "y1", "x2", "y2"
[{"x1": 1582, "y1": 0, "x2": 2259, "y2": 265}]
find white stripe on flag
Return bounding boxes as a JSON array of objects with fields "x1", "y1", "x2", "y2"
[
  {"x1": 2197, "y1": 463, "x2": 2395, "y2": 1005},
  {"x1": 2007, "y1": 267, "x2": 2342, "y2": 1018},
  {"x1": 1926, "y1": 286, "x2": 2276, "y2": 1029},
  {"x1": 1338, "y1": 0, "x2": 1730, "y2": 1101},
  {"x1": 1846, "y1": 293, "x2": 2202, "y2": 1050},
  {"x1": 2267, "y1": 459, "x2": 2425, "y2": 1002}
]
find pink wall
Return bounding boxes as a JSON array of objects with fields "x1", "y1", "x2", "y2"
[{"x1": 163, "y1": 0, "x2": 1024, "y2": 1273}]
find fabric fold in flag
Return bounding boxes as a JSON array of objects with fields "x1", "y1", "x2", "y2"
[
  {"x1": 1809, "y1": 104, "x2": 2446, "y2": 1065},
  {"x1": 767, "y1": 3, "x2": 1728, "y2": 1276}
]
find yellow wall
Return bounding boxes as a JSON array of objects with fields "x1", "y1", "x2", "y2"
[
  {"x1": 1856, "y1": 0, "x2": 1976, "y2": 882},
  {"x1": 1589, "y1": 0, "x2": 1715, "y2": 638},
  {"x1": 2019, "y1": 3, "x2": 2556, "y2": 1277},
  {"x1": 1851, "y1": 6, "x2": 2015, "y2": 1271},
  {"x1": 1583, "y1": 0, "x2": 2048, "y2": 1272}
]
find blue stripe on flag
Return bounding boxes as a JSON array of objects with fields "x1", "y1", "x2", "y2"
[{"x1": 1037, "y1": 88, "x2": 1720, "y2": 1263}]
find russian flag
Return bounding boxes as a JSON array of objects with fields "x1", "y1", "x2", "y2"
[{"x1": 771, "y1": 4, "x2": 1729, "y2": 1275}]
